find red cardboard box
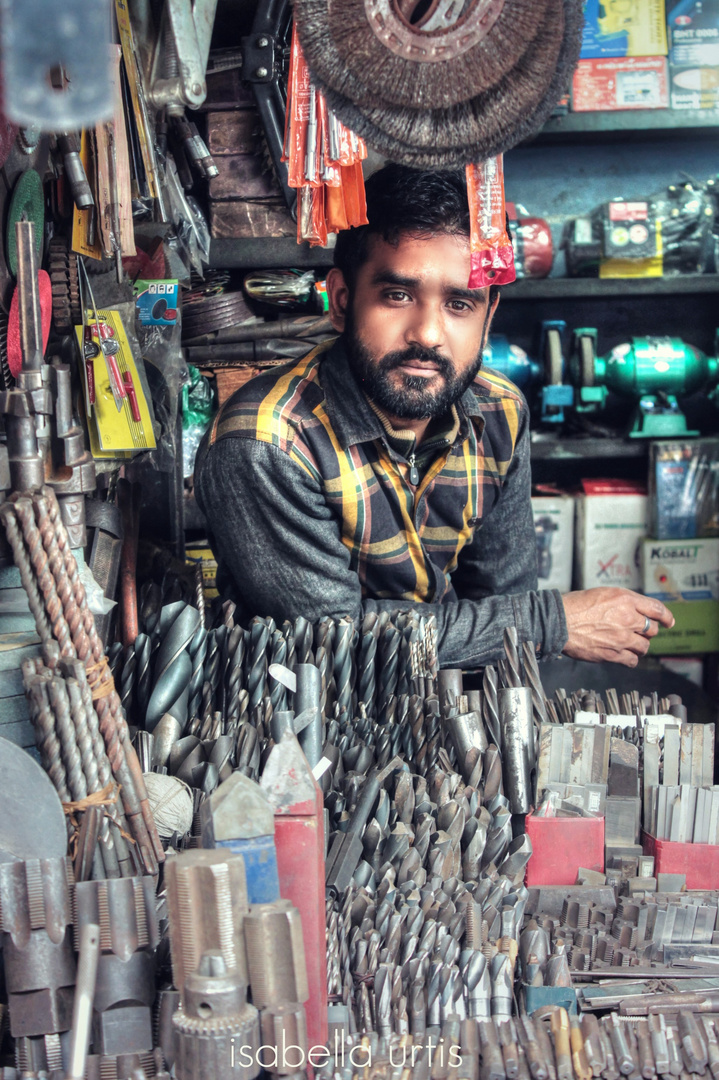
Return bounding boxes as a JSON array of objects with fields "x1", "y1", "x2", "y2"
[
  {"x1": 572, "y1": 56, "x2": 669, "y2": 110},
  {"x1": 526, "y1": 813, "x2": 605, "y2": 886},
  {"x1": 642, "y1": 832, "x2": 719, "y2": 889}
]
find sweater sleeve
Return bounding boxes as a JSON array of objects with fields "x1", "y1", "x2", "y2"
[{"x1": 195, "y1": 431, "x2": 567, "y2": 667}]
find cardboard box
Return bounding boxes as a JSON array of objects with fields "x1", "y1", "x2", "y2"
[
  {"x1": 649, "y1": 599, "x2": 719, "y2": 654},
  {"x1": 667, "y1": 0, "x2": 719, "y2": 108},
  {"x1": 526, "y1": 813, "x2": 605, "y2": 886},
  {"x1": 572, "y1": 56, "x2": 670, "y2": 110},
  {"x1": 641, "y1": 537, "x2": 719, "y2": 600},
  {"x1": 532, "y1": 494, "x2": 574, "y2": 593},
  {"x1": 574, "y1": 480, "x2": 648, "y2": 590},
  {"x1": 659, "y1": 655, "x2": 704, "y2": 687},
  {"x1": 582, "y1": 0, "x2": 668, "y2": 58}
]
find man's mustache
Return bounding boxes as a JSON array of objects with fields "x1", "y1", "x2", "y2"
[{"x1": 378, "y1": 347, "x2": 453, "y2": 376}]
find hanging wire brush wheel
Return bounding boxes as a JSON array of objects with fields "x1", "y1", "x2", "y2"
[{"x1": 294, "y1": 0, "x2": 584, "y2": 166}]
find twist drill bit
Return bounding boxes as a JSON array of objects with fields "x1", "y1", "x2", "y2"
[
  {"x1": 334, "y1": 616, "x2": 354, "y2": 717},
  {"x1": 187, "y1": 624, "x2": 208, "y2": 723},
  {"x1": 294, "y1": 615, "x2": 313, "y2": 665},
  {"x1": 482, "y1": 667, "x2": 501, "y2": 749},
  {"x1": 120, "y1": 644, "x2": 136, "y2": 721},
  {"x1": 248, "y1": 618, "x2": 270, "y2": 712},
  {"x1": 193, "y1": 560, "x2": 205, "y2": 627},
  {"x1": 134, "y1": 633, "x2": 152, "y2": 723},
  {"x1": 379, "y1": 624, "x2": 401, "y2": 720},
  {"x1": 520, "y1": 641, "x2": 548, "y2": 727},
  {"x1": 269, "y1": 629, "x2": 288, "y2": 715},
  {"x1": 359, "y1": 614, "x2": 379, "y2": 715},
  {"x1": 503, "y1": 628, "x2": 523, "y2": 689}
]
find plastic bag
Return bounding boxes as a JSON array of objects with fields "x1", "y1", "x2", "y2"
[{"x1": 182, "y1": 365, "x2": 215, "y2": 478}]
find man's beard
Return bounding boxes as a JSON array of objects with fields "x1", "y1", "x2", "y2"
[{"x1": 344, "y1": 310, "x2": 486, "y2": 420}]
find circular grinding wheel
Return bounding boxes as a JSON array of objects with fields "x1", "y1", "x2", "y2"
[
  {"x1": 5, "y1": 169, "x2": 45, "y2": 277},
  {"x1": 7, "y1": 269, "x2": 52, "y2": 378},
  {"x1": 0, "y1": 737, "x2": 68, "y2": 862}
]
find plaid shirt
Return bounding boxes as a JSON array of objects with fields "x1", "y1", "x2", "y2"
[{"x1": 196, "y1": 337, "x2": 567, "y2": 666}]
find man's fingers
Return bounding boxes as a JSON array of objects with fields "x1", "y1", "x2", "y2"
[
  {"x1": 612, "y1": 649, "x2": 640, "y2": 668},
  {"x1": 630, "y1": 634, "x2": 651, "y2": 657},
  {"x1": 641, "y1": 619, "x2": 659, "y2": 638},
  {"x1": 636, "y1": 595, "x2": 674, "y2": 628}
]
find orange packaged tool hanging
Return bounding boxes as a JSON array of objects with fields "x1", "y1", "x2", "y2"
[
  {"x1": 286, "y1": 20, "x2": 368, "y2": 245},
  {"x1": 466, "y1": 156, "x2": 516, "y2": 288}
]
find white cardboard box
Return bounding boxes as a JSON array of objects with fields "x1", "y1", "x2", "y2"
[
  {"x1": 532, "y1": 494, "x2": 575, "y2": 593},
  {"x1": 641, "y1": 537, "x2": 719, "y2": 600},
  {"x1": 575, "y1": 480, "x2": 648, "y2": 590}
]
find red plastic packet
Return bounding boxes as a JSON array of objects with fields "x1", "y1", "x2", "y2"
[{"x1": 466, "y1": 157, "x2": 516, "y2": 288}]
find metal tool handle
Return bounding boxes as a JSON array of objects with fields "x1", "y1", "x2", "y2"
[{"x1": 66, "y1": 921, "x2": 101, "y2": 1080}]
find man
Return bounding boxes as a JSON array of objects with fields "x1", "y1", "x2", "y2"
[{"x1": 195, "y1": 165, "x2": 673, "y2": 667}]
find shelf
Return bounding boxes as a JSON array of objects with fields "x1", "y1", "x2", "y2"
[
  {"x1": 536, "y1": 109, "x2": 719, "y2": 141},
  {"x1": 503, "y1": 273, "x2": 719, "y2": 300},
  {"x1": 209, "y1": 236, "x2": 335, "y2": 270},
  {"x1": 530, "y1": 436, "x2": 648, "y2": 460}
]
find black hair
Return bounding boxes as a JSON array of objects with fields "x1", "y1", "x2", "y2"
[{"x1": 333, "y1": 163, "x2": 501, "y2": 304}]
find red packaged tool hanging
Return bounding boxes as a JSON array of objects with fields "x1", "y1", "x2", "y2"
[
  {"x1": 466, "y1": 156, "x2": 516, "y2": 288},
  {"x1": 284, "y1": 24, "x2": 368, "y2": 246}
]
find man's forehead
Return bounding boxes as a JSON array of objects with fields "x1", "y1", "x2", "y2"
[{"x1": 361, "y1": 231, "x2": 485, "y2": 298}]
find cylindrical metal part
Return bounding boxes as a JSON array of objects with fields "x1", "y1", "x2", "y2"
[
  {"x1": 438, "y1": 669, "x2": 463, "y2": 717},
  {"x1": 498, "y1": 686, "x2": 535, "y2": 814},
  {"x1": 66, "y1": 922, "x2": 100, "y2": 1080},
  {"x1": 295, "y1": 664, "x2": 322, "y2": 768},
  {"x1": 244, "y1": 900, "x2": 309, "y2": 1007},
  {"x1": 16, "y1": 221, "x2": 43, "y2": 372}
]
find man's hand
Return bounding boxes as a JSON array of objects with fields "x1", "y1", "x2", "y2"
[{"x1": 562, "y1": 587, "x2": 675, "y2": 667}]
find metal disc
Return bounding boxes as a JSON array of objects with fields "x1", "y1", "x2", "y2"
[{"x1": 0, "y1": 737, "x2": 67, "y2": 861}]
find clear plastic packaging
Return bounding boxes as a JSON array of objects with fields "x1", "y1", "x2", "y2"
[
  {"x1": 648, "y1": 437, "x2": 719, "y2": 539},
  {"x1": 181, "y1": 365, "x2": 215, "y2": 478}
]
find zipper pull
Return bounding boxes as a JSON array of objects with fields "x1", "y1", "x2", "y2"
[{"x1": 408, "y1": 453, "x2": 419, "y2": 486}]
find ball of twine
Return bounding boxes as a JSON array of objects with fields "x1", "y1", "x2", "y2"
[{"x1": 143, "y1": 772, "x2": 194, "y2": 839}]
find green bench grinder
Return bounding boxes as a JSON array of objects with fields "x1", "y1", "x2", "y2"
[{"x1": 570, "y1": 329, "x2": 719, "y2": 437}]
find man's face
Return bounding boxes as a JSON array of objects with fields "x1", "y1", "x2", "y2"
[{"x1": 327, "y1": 231, "x2": 499, "y2": 419}]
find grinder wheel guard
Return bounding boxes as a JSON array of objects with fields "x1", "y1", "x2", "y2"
[{"x1": 293, "y1": 0, "x2": 584, "y2": 166}]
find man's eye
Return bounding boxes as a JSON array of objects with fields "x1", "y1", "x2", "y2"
[
  {"x1": 448, "y1": 299, "x2": 472, "y2": 312},
  {"x1": 385, "y1": 290, "x2": 411, "y2": 302}
]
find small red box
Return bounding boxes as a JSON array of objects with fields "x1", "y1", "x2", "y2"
[
  {"x1": 642, "y1": 832, "x2": 719, "y2": 889},
  {"x1": 526, "y1": 813, "x2": 605, "y2": 886},
  {"x1": 572, "y1": 56, "x2": 669, "y2": 111}
]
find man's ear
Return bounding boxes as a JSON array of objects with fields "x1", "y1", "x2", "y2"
[{"x1": 326, "y1": 267, "x2": 350, "y2": 333}]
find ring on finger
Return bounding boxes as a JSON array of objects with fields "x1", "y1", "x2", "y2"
[{"x1": 641, "y1": 615, "x2": 652, "y2": 635}]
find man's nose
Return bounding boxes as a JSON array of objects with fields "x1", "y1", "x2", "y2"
[{"x1": 405, "y1": 303, "x2": 445, "y2": 351}]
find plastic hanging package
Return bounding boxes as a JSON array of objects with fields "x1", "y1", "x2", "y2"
[
  {"x1": 284, "y1": 21, "x2": 368, "y2": 246},
  {"x1": 648, "y1": 437, "x2": 719, "y2": 539},
  {"x1": 134, "y1": 285, "x2": 187, "y2": 474},
  {"x1": 466, "y1": 157, "x2": 516, "y2": 289},
  {"x1": 181, "y1": 365, "x2": 215, "y2": 479}
]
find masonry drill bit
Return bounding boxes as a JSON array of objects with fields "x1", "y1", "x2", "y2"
[
  {"x1": 23, "y1": 665, "x2": 72, "y2": 802},
  {"x1": 0, "y1": 502, "x2": 53, "y2": 644}
]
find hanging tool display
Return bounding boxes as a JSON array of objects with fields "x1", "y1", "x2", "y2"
[
  {"x1": 290, "y1": 0, "x2": 585, "y2": 168},
  {"x1": 570, "y1": 329, "x2": 719, "y2": 437}
]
